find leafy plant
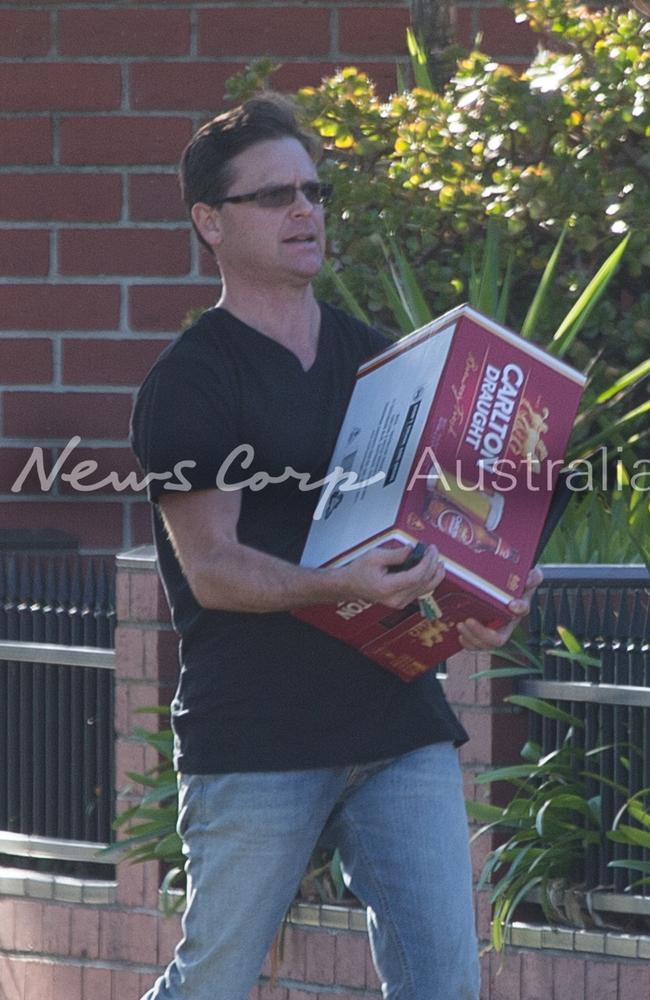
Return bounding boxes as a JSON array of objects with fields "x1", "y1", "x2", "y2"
[
  {"x1": 539, "y1": 479, "x2": 647, "y2": 564},
  {"x1": 466, "y1": 628, "x2": 617, "y2": 951},
  {"x1": 406, "y1": 27, "x2": 436, "y2": 92},
  {"x1": 623, "y1": 465, "x2": 650, "y2": 571},
  {"x1": 608, "y1": 789, "x2": 650, "y2": 886},
  {"x1": 467, "y1": 730, "x2": 608, "y2": 951},
  {"x1": 105, "y1": 708, "x2": 185, "y2": 914}
]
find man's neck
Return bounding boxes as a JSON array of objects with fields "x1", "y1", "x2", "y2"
[{"x1": 217, "y1": 282, "x2": 321, "y2": 366}]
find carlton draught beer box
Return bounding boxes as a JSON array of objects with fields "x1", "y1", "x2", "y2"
[{"x1": 294, "y1": 303, "x2": 586, "y2": 680}]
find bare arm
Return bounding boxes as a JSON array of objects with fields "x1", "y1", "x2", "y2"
[{"x1": 159, "y1": 488, "x2": 446, "y2": 614}]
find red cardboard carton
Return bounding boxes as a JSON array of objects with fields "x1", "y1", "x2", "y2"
[{"x1": 294, "y1": 303, "x2": 586, "y2": 680}]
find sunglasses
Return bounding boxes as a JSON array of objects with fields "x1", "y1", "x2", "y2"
[{"x1": 214, "y1": 181, "x2": 333, "y2": 209}]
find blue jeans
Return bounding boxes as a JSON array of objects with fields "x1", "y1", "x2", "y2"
[{"x1": 141, "y1": 741, "x2": 479, "y2": 1000}]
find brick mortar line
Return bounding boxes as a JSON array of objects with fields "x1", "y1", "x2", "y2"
[
  {"x1": 189, "y1": 5, "x2": 199, "y2": 59},
  {"x1": 496, "y1": 935, "x2": 648, "y2": 961},
  {"x1": 3, "y1": 497, "x2": 142, "y2": 507},
  {"x1": 329, "y1": 6, "x2": 338, "y2": 59},
  {"x1": 0, "y1": 222, "x2": 189, "y2": 229},
  {"x1": 119, "y1": 172, "x2": 130, "y2": 228},
  {"x1": 119, "y1": 268, "x2": 131, "y2": 332},
  {"x1": 115, "y1": 563, "x2": 158, "y2": 575},
  {"x1": 0, "y1": 167, "x2": 180, "y2": 177},
  {"x1": 0, "y1": 1, "x2": 412, "y2": 7},
  {"x1": 0, "y1": 112, "x2": 63, "y2": 118},
  {"x1": 12, "y1": 469, "x2": 136, "y2": 497},
  {"x1": 0, "y1": 493, "x2": 141, "y2": 503},
  {"x1": 1, "y1": 383, "x2": 135, "y2": 392},
  {"x1": 449, "y1": 701, "x2": 522, "y2": 715},
  {"x1": 49, "y1": 219, "x2": 192, "y2": 231},
  {"x1": 51, "y1": 331, "x2": 62, "y2": 387},
  {"x1": 465, "y1": 775, "x2": 519, "y2": 794},
  {"x1": 6, "y1": 271, "x2": 205, "y2": 286},
  {"x1": 0, "y1": 951, "x2": 163, "y2": 975},
  {"x1": 113, "y1": 619, "x2": 173, "y2": 631},
  {"x1": 462, "y1": 761, "x2": 504, "y2": 772},
  {"x1": 48, "y1": 7, "x2": 56, "y2": 60},
  {"x1": 114, "y1": 676, "x2": 161, "y2": 685},
  {"x1": 470, "y1": 5, "x2": 481, "y2": 39},
  {"x1": 261, "y1": 979, "x2": 380, "y2": 997},
  {"x1": 49, "y1": 228, "x2": 58, "y2": 280},
  {"x1": 121, "y1": 61, "x2": 130, "y2": 114},
  {"x1": 2, "y1": 547, "x2": 125, "y2": 556},
  {"x1": 0, "y1": 48, "x2": 403, "y2": 60},
  {"x1": 51, "y1": 112, "x2": 60, "y2": 166},
  {"x1": 0, "y1": 113, "x2": 199, "y2": 119},
  {"x1": 3, "y1": 401, "x2": 151, "y2": 416},
  {"x1": 120, "y1": 173, "x2": 129, "y2": 225},
  {"x1": 0, "y1": 164, "x2": 183, "y2": 172},
  {"x1": 0, "y1": 331, "x2": 173, "y2": 339},
  {"x1": 0, "y1": 275, "x2": 206, "y2": 284},
  {"x1": 1, "y1": 384, "x2": 137, "y2": 394},
  {"x1": 0, "y1": 439, "x2": 136, "y2": 452},
  {"x1": 0, "y1": 53, "x2": 412, "y2": 65},
  {"x1": 112, "y1": 625, "x2": 169, "y2": 638},
  {"x1": 189, "y1": 229, "x2": 202, "y2": 278}
]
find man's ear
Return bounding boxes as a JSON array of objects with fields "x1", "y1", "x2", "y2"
[{"x1": 191, "y1": 202, "x2": 222, "y2": 250}]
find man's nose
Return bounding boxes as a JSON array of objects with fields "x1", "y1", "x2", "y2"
[{"x1": 290, "y1": 187, "x2": 314, "y2": 215}]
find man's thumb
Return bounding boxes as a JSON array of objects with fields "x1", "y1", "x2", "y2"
[{"x1": 378, "y1": 544, "x2": 416, "y2": 567}]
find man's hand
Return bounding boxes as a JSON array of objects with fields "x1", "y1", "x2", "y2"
[
  {"x1": 456, "y1": 566, "x2": 544, "y2": 651},
  {"x1": 161, "y1": 489, "x2": 446, "y2": 614},
  {"x1": 334, "y1": 543, "x2": 445, "y2": 609}
]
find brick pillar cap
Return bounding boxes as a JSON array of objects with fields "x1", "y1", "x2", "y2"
[{"x1": 116, "y1": 544, "x2": 157, "y2": 569}]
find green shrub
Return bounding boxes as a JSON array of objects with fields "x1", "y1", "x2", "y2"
[{"x1": 277, "y1": 0, "x2": 650, "y2": 378}]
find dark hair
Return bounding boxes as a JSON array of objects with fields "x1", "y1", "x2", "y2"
[{"x1": 179, "y1": 93, "x2": 322, "y2": 214}]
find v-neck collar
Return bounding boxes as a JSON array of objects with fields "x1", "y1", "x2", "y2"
[{"x1": 216, "y1": 305, "x2": 325, "y2": 375}]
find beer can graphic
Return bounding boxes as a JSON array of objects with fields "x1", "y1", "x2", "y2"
[{"x1": 426, "y1": 468, "x2": 504, "y2": 531}]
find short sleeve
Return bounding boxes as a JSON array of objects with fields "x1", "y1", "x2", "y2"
[{"x1": 130, "y1": 357, "x2": 240, "y2": 504}]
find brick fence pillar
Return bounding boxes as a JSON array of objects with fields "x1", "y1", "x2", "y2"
[
  {"x1": 114, "y1": 545, "x2": 178, "y2": 914},
  {"x1": 445, "y1": 646, "x2": 527, "y2": 986},
  {"x1": 113, "y1": 544, "x2": 185, "y2": 998}
]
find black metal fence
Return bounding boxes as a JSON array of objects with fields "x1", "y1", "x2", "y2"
[
  {"x1": 2, "y1": 552, "x2": 649, "y2": 906},
  {"x1": 0, "y1": 554, "x2": 116, "y2": 848},
  {"x1": 524, "y1": 565, "x2": 650, "y2": 902}
]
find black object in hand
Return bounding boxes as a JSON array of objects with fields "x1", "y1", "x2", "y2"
[{"x1": 387, "y1": 542, "x2": 428, "y2": 573}]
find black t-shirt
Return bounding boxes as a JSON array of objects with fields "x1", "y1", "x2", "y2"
[{"x1": 130, "y1": 302, "x2": 468, "y2": 773}]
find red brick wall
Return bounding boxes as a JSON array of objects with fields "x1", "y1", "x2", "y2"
[{"x1": 0, "y1": 1, "x2": 537, "y2": 555}]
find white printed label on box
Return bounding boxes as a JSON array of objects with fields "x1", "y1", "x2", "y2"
[{"x1": 302, "y1": 324, "x2": 455, "y2": 567}]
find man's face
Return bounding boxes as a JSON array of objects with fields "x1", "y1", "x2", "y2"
[{"x1": 206, "y1": 136, "x2": 326, "y2": 288}]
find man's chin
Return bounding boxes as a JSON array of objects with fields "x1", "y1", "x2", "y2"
[{"x1": 287, "y1": 258, "x2": 324, "y2": 282}]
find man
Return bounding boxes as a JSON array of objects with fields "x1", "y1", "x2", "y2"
[{"x1": 131, "y1": 94, "x2": 541, "y2": 1000}]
